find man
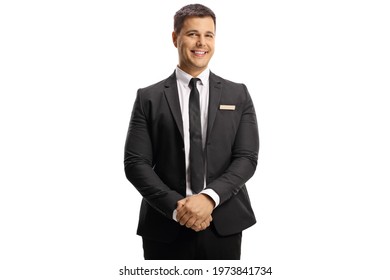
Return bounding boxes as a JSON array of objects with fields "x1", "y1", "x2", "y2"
[{"x1": 124, "y1": 4, "x2": 259, "y2": 260}]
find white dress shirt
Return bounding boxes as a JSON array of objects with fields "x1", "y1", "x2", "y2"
[{"x1": 173, "y1": 67, "x2": 220, "y2": 220}]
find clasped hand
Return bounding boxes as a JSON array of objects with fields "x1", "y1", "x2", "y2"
[{"x1": 176, "y1": 194, "x2": 214, "y2": 232}]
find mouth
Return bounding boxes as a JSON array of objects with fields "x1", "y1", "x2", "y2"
[{"x1": 191, "y1": 50, "x2": 208, "y2": 57}]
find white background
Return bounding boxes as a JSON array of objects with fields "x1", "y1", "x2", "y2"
[{"x1": 1, "y1": 0, "x2": 389, "y2": 279}]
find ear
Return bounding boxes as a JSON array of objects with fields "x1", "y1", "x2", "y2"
[{"x1": 172, "y1": 31, "x2": 178, "y2": 48}]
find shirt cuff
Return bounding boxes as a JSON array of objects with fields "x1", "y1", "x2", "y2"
[
  {"x1": 200, "y1": 189, "x2": 220, "y2": 208},
  {"x1": 173, "y1": 209, "x2": 178, "y2": 221}
]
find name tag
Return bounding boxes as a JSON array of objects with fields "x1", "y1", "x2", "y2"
[{"x1": 219, "y1": 105, "x2": 236, "y2": 111}]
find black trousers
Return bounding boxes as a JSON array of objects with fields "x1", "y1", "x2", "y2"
[{"x1": 142, "y1": 224, "x2": 242, "y2": 260}]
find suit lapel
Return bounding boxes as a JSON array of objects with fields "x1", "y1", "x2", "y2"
[
  {"x1": 207, "y1": 72, "x2": 222, "y2": 139},
  {"x1": 163, "y1": 71, "x2": 222, "y2": 141},
  {"x1": 164, "y1": 72, "x2": 184, "y2": 139}
]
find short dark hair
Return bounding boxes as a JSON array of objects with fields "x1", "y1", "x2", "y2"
[{"x1": 173, "y1": 4, "x2": 216, "y2": 34}]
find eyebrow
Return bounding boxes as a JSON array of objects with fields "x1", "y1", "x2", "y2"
[{"x1": 185, "y1": 30, "x2": 215, "y2": 36}]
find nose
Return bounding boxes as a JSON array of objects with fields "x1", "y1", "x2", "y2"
[{"x1": 196, "y1": 35, "x2": 206, "y2": 47}]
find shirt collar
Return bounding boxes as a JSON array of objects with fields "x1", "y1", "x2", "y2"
[{"x1": 175, "y1": 66, "x2": 210, "y2": 86}]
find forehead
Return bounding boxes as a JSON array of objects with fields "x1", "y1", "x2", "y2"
[{"x1": 181, "y1": 16, "x2": 215, "y2": 33}]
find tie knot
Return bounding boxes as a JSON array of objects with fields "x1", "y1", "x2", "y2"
[{"x1": 189, "y1": 78, "x2": 200, "y2": 89}]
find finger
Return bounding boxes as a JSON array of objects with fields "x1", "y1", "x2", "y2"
[
  {"x1": 185, "y1": 217, "x2": 197, "y2": 228},
  {"x1": 190, "y1": 219, "x2": 202, "y2": 231},
  {"x1": 177, "y1": 198, "x2": 187, "y2": 207},
  {"x1": 176, "y1": 199, "x2": 187, "y2": 212},
  {"x1": 191, "y1": 224, "x2": 202, "y2": 232},
  {"x1": 192, "y1": 220, "x2": 207, "y2": 232},
  {"x1": 198, "y1": 223, "x2": 207, "y2": 232},
  {"x1": 176, "y1": 208, "x2": 188, "y2": 221},
  {"x1": 178, "y1": 213, "x2": 191, "y2": 226},
  {"x1": 176, "y1": 203, "x2": 184, "y2": 211}
]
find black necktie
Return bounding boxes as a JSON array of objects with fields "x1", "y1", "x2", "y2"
[{"x1": 188, "y1": 78, "x2": 204, "y2": 194}]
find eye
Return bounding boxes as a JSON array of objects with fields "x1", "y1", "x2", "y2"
[{"x1": 188, "y1": 32, "x2": 197, "y2": 37}]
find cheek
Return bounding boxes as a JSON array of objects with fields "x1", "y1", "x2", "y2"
[
  {"x1": 182, "y1": 45, "x2": 191, "y2": 55},
  {"x1": 178, "y1": 41, "x2": 187, "y2": 50}
]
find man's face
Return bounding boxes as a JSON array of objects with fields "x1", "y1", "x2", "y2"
[{"x1": 172, "y1": 16, "x2": 215, "y2": 77}]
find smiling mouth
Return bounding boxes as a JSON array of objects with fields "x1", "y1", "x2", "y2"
[{"x1": 191, "y1": 50, "x2": 208, "y2": 56}]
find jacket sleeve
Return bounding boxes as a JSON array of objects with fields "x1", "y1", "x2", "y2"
[
  {"x1": 206, "y1": 84, "x2": 259, "y2": 205},
  {"x1": 124, "y1": 90, "x2": 184, "y2": 218}
]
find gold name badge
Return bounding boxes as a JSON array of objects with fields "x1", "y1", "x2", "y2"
[{"x1": 219, "y1": 105, "x2": 236, "y2": 110}]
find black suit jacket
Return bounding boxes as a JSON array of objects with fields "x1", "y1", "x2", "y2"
[{"x1": 124, "y1": 71, "x2": 259, "y2": 242}]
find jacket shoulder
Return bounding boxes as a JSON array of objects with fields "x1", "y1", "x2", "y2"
[{"x1": 210, "y1": 72, "x2": 250, "y2": 100}]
